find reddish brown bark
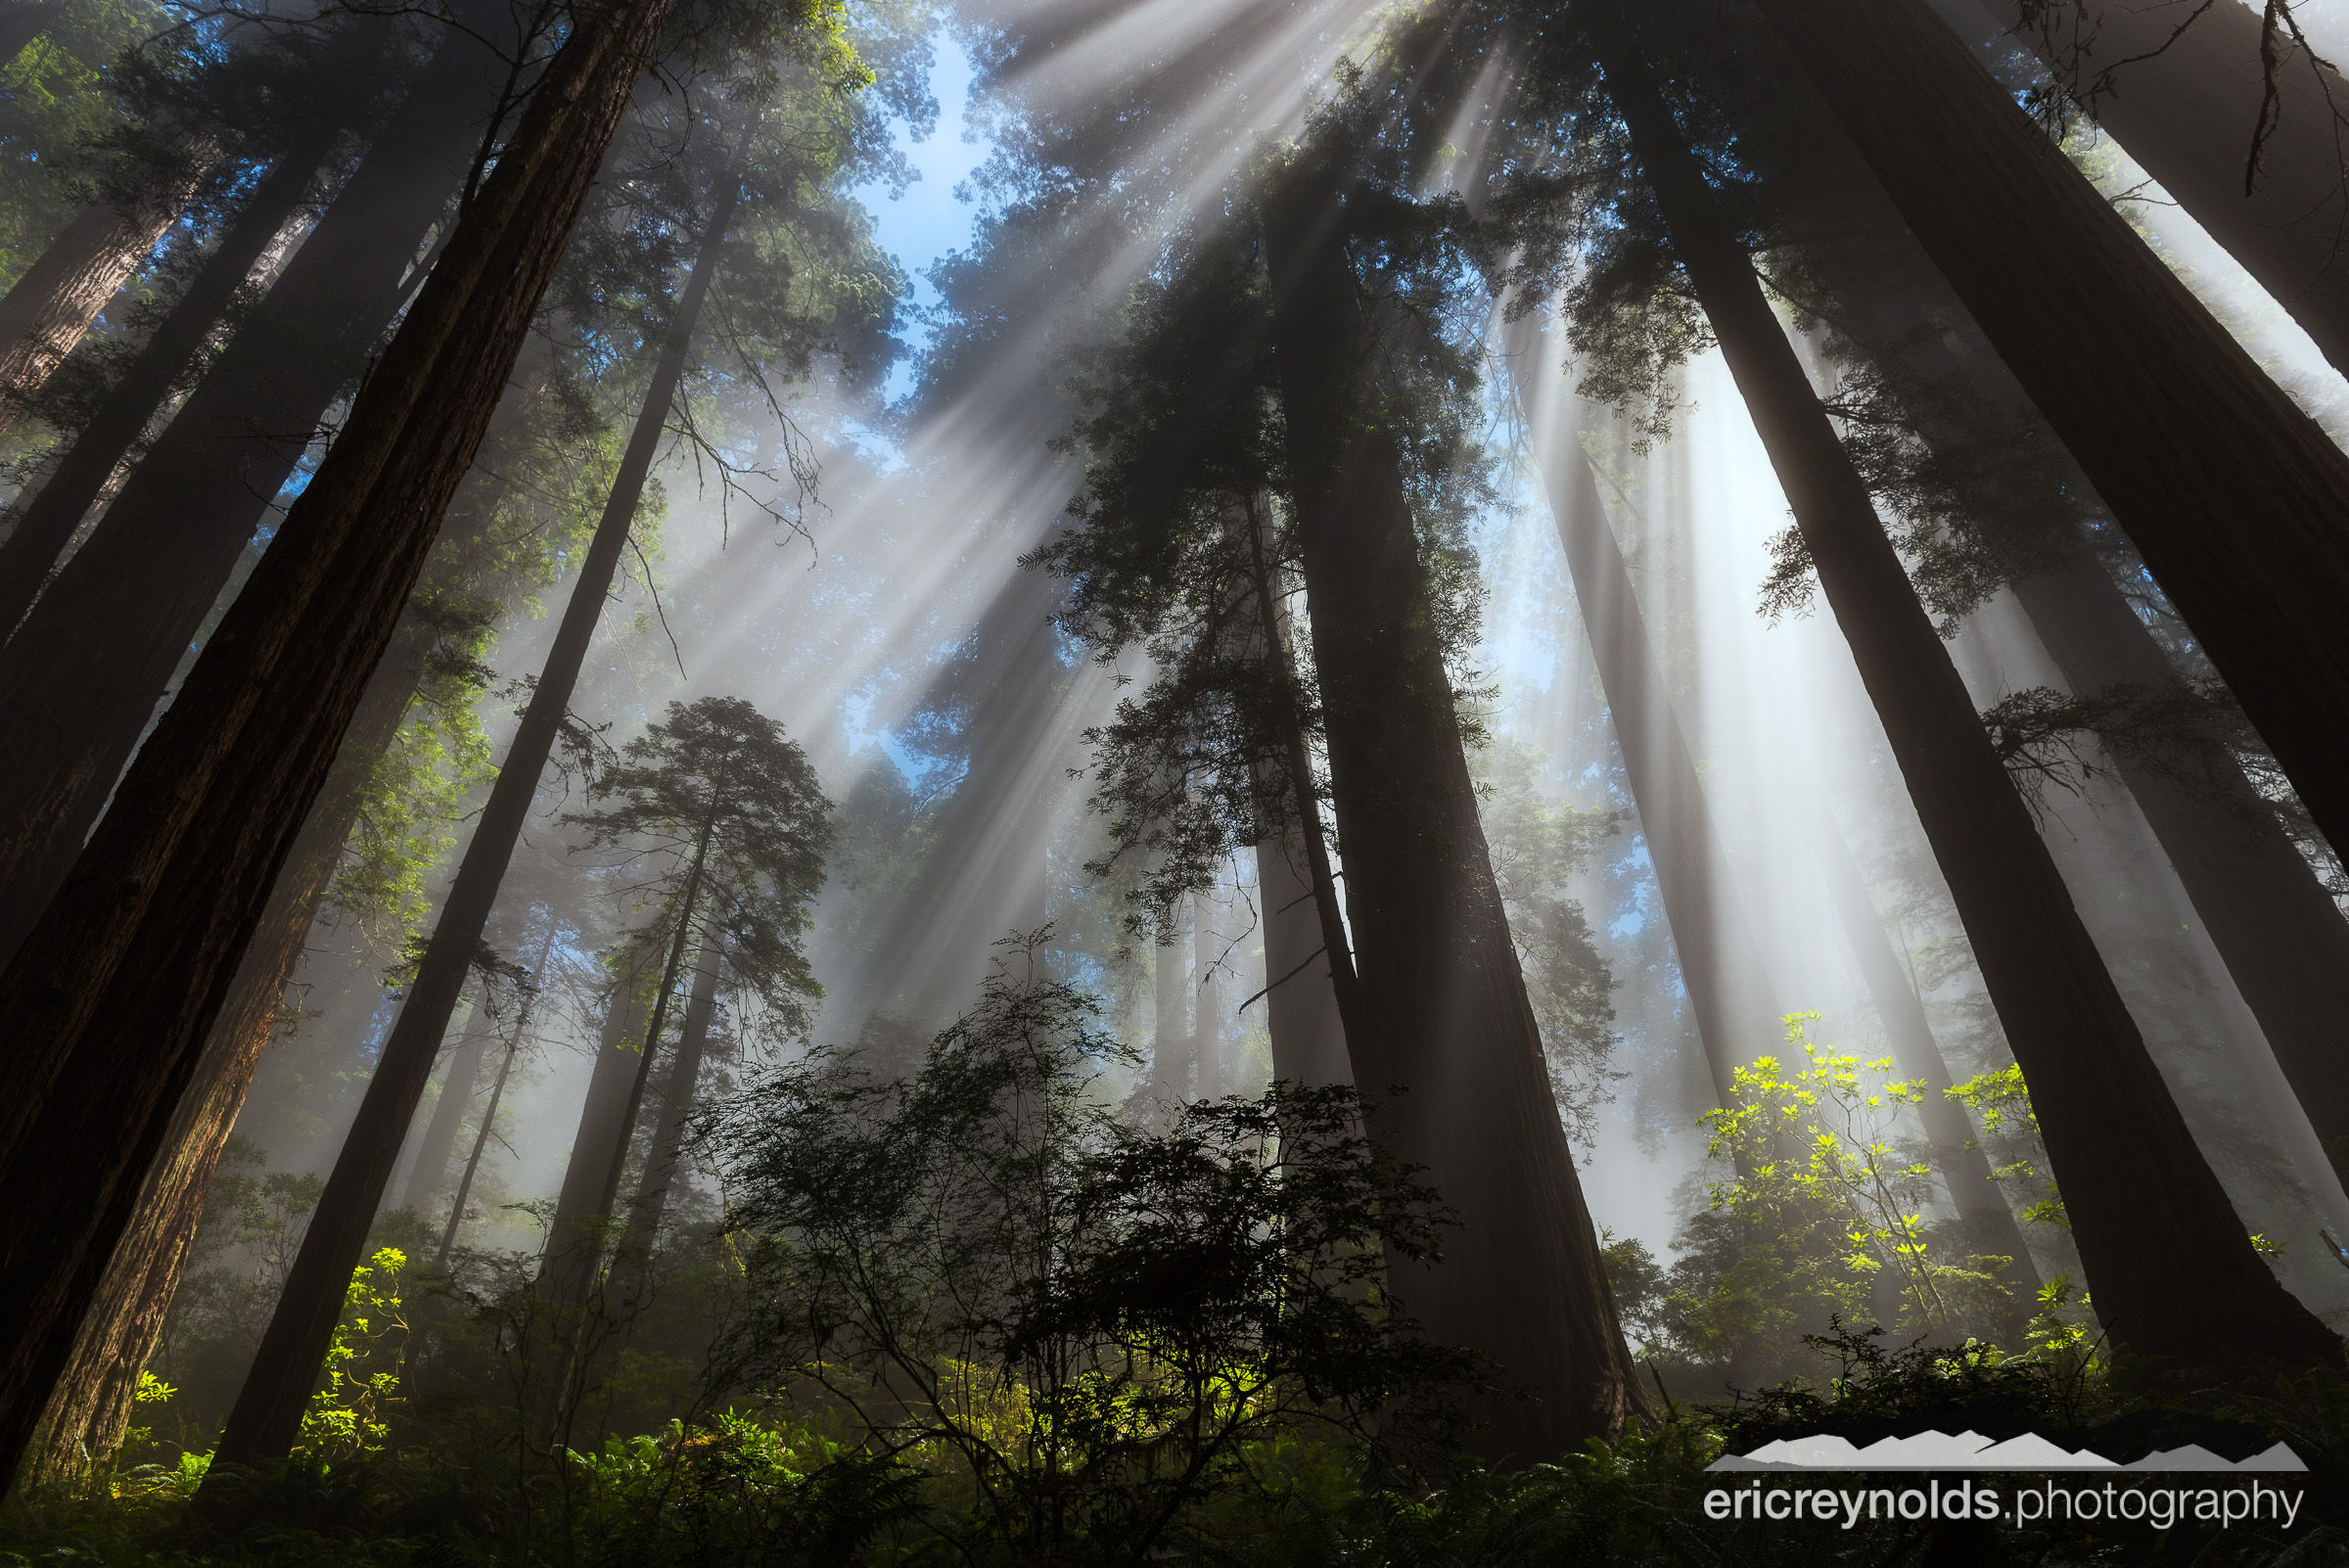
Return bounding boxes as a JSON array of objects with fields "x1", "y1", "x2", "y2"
[
  {"x1": 1751, "y1": 0, "x2": 2349, "y2": 876},
  {"x1": 214, "y1": 108, "x2": 728, "y2": 1463},
  {"x1": 1263, "y1": 150, "x2": 1654, "y2": 1457},
  {"x1": 0, "y1": 0, "x2": 674, "y2": 1483},
  {"x1": 0, "y1": 151, "x2": 319, "y2": 636},
  {"x1": 16, "y1": 616, "x2": 438, "y2": 1482},
  {"x1": 1587, "y1": 4, "x2": 2338, "y2": 1369},
  {"x1": 0, "y1": 29, "x2": 500, "y2": 968},
  {"x1": 0, "y1": 197, "x2": 183, "y2": 430}
]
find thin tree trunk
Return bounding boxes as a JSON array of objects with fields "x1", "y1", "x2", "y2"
[
  {"x1": 1239, "y1": 491, "x2": 1360, "y2": 1088},
  {"x1": 1810, "y1": 797, "x2": 2041, "y2": 1288},
  {"x1": 1584, "y1": 6, "x2": 2338, "y2": 1369},
  {"x1": 437, "y1": 948, "x2": 546, "y2": 1266},
  {"x1": 0, "y1": 189, "x2": 192, "y2": 429},
  {"x1": 542, "y1": 990, "x2": 651, "y2": 1306},
  {"x1": 1749, "y1": 0, "x2": 2349, "y2": 874},
  {"x1": 592, "y1": 815, "x2": 717, "y2": 1231},
  {"x1": 400, "y1": 1001, "x2": 493, "y2": 1216},
  {"x1": 1503, "y1": 334, "x2": 1781, "y2": 1101},
  {"x1": 1957, "y1": 0, "x2": 2349, "y2": 377},
  {"x1": 216, "y1": 148, "x2": 741, "y2": 1455},
  {"x1": 1151, "y1": 900, "x2": 1190, "y2": 1096},
  {"x1": 0, "y1": 29, "x2": 500, "y2": 967},
  {"x1": 0, "y1": 0, "x2": 676, "y2": 1482},
  {"x1": 0, "y1": 151, "x2": 320, "y2": 637},
  {"x1": 0, "y1": 0, "x2": 74, "y2": 66},
  {"x1": 1263, "y1": 150, "x2": 1655, "y2": 1455},
  {"x1": 621, "y1": 941, "x2": 723, "y2": 1257},
  {"x1": 1193, "y1": 893, "x2": 1222, "y2": 1097},
  {"x1": 436, "y1": 1029, "x2": 520, "y2": 1265}
]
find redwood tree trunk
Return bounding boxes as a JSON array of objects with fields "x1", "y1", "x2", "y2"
[
  {"x1": 400, "y1": 1002, "x2": 493, "y2": 1215},
  {"x1": 542, "y1": 991, "x2": 650, "y2": 1307},
  {"x1": 622, "y1": 942, "x2": 722, "y2": 1255},
  {"x1": 0, "y1": 150, "x2": 320, "y2": 636},
  {"x1": 1585, "y1": 6, "x2": 2338, "y2": 1369},
  {"x1": 1252, "y1": 834, "x2": 1352, "y2": 1086},
  {"x1": 1151, "y1": 901, "x2": 1191, "y2": 1096},
  {"x1": 1502, "y1": 333, "x2": 1781, "y2": 1102},
  {"x1": 16, "y1": 613, "x2": 438, "y2": 1481},
  {"x1": 0, "y1": 0, "x2": 676, "y2": 1484},
  {"x1": 2017, "y1": 555, "x2": 2349, "y2": 1186},
  {"x1": 0, "y1": 193, "x2": 189, "y2": 428},
  {"x1": 1193, "y1": 898, "x2": 1223, "y2": 1097},
  {"x1": 1958, "y1": 0, "x2": 2349, "y2": 376},
  {"x1": 1810, "y1": 798, "x2": 2040, "y2": 1285},
  {"x1": 0, "y1": 29, "x2": 501, "y2": 967},
  {"x1": 1240, "y1": 491, "x2": 1359, "y2": 1089},
  {"x1": 1263, "y1": 150, "x2": 1654, "y2": 1456},
  {"x1": 1748, "y1": 0, "x2": 2349, "y2": 874},
  {"x1": 14, "y1": 400, "x2": 536, "y2": 1477}
]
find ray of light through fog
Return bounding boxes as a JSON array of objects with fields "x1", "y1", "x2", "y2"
[{"x1": 209, "y1": 0, "x2": 2349, "y2": 1331}]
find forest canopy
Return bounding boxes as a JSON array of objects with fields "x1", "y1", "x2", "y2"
[{"x1": 0, "y1": 0, "x2": 2346, "y2": 1561}]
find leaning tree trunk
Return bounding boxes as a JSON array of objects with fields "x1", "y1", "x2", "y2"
[
  {"x1": 0, "y1": 176, "x2": 203, "y2": 430},
  {"x1": 1954, "y1": 0, "x2": 2349, "y2": 378},
  {"x1": 400, "y1": 1001, "x2": 493, "y2": 1215},
  {"x1": 1262, "y1": 149, "x2": 1654, "y2": 1457},
  {"x1": 1775, "y1": 132, "x2": 2349, "y2": 1201},
  {"x1": 1748, "y1": 0, "x2": 2349, "y2": 876},
  {"x1": 1809, "y1": 797, "x2": 2041, "y2": 1289},
  {"x1": 213, "y1": 137, "x2": 737, "y2": 1463},
  {"x1": 542, "y1": 990, "x2": 651, "y2": 1307},
  {"x1": 0, "y1": 149, "x2": 320, "y2": 636},
  {"x1": 619, "y1": 942, "x2": 723, "y2": 1262},
  {"x1": 0, "y1": 26, "x2": 500, "y2": 967},
  {"x1": 437, "y1": 923, "x2": 557, "y2": 1265},
  {"x1": 15, "y1": 607, "x2": 443, "y2": 1484},
  {"x1": 2011, "y1": 558, "x2": 2349, "y2": 1187},
  {"x1": 0, "y1": 0, "x2": 677, "y2": 1485},
  {"x1": 1502, "y1": 327, "x2": 1781, "y2": 1102},
  {"x1": 14, "y1": 394, "x2": 537, "y2": 1479},
  {"x1": 1585, "y1": 5, "x2": 2339, "y2": 1369}
]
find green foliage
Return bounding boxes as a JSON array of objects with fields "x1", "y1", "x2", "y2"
[
  {"x1": 297, "y1": 1247, "x2": 413, "y2": 1465},
  {"x1": 0, "y1": 0, "x2": 168, "y2": 288},
  {"x1": 565, "y1": 695, "x2": 833, "y2": 1042},
  {"x1": 709, "y1": 938, "x2": 1482, "y2": 1562},
  {"x1": 1628, "y1": 1018, "x2": 2042, "y2": 1384}
]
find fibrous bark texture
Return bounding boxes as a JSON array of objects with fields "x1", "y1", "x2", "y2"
[
  {"x1": 1263, "y1": 149, "x2": 1654, "y2": 1456},
  {"x1": 0, "y1": 0, "x2": 676, "y2": 1483},
  {"x1": 0, "y1": 194, "x2": 186, "y2": 429},
  {"x1": 0, "y1": 151, "x2": 320, "y2": 637},
  {"x1": 0, "y1": 31, "x2": 497, "y2": 968},
  {"x1": 1587, "y1": 4, "x2": 2339, "y2": 1369},
  {"x1": 1751, "y1": 0, "x2": 2349, "y2": 875},
  {"x1": 216, "y1": 127, "x2": 726, "y2": 1462}
]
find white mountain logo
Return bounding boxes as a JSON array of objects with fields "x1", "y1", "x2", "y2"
[{"x1": 1706, "y1": 1430, "x2": 2308, "y2": 1473}]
